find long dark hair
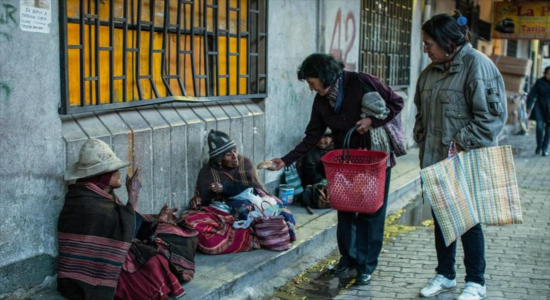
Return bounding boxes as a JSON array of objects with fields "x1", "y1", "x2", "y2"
[
  {"x1": 422, "y1": 10, "x2": 472, "y2": 54},
  {"x1": 297, "y1": 53, "x2": 345, "y2": 88}
]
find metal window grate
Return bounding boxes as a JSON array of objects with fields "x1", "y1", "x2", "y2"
[
  {"x1": 359, "y1": 0, "x2": 412, "y2": 87},
  {"x1": 59, "y1": 0, "x2": 268, "y2": 114}
]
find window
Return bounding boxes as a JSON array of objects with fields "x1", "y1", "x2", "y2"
[
  {"x1": 477, "y1": 20, "x2": 491, "y2": 42},
  {"x1": 507, "y1": 40, "x2": 518, "y2": 57},
  {"x1": 359, "y1": 0, "x2": 412, "y2": 87},
  {"x1": 59, "y1": 0, "x2": 267, "y2": 114}
]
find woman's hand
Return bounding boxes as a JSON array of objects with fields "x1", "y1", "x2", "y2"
[
  {"x1": 126, "y1": 167, "x2": 141, "y2": 210},
  {"x1": 356, "y1": 118, "x2": 373, "y2": 135},
  {"x1": 189, "y1": 196, "x2": 202, "y2": 210},
  {"x1": 268, "y1": 158, "x2": 285, "y2": 171},
  {"x1": 210, "y1": 182, "x2": 223, "y2": 193},
  {"x1": 157, "y1": 203, "x2": 178, "y2": 225}
]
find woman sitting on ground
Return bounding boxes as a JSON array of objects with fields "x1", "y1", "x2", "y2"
[
  {"x1": 179, "y1": 130, "x2": 296, "y2": 254},
  {"x1": 58, "y1": 139, "x2": 197, "y2": 300},
  {"x1": 192, "y1": 130, "x2": 267, "y2": 208}
]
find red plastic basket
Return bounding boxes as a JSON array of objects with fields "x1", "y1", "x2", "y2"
[{"x1": 321, "y1": 148, "x2": 389, "y2": 214}]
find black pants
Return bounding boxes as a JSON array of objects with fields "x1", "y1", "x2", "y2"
[
  {"x1": 433, "y1": 211, "x2": 486, "y2": 285},
  {"x1": 336, "y1": 168, "x2": 391, "y2": 275},
  {"x1": 535, "y1": 121, "x2": 550, "y2": 152}
]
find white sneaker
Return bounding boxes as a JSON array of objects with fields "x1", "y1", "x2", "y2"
[
  {"x1": 457, "y1": 282, "x2": 486, "y2": 300},
  {"x1": 419, "y1": 274, "x2": 457, "y2": 297}
]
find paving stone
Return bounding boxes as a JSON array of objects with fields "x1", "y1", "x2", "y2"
[{"x1": 332, "y1": 134, "x2": 550, "y2": 299}]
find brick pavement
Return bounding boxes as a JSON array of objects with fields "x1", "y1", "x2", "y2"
[{"x1": 334, "y1": 134, "x2": 550, "y2": 300}]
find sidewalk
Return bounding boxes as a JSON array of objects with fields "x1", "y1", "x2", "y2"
[
  {"x1": 332, "y1": 134, "x2": 550, "y2": 300},
  {"x1": 28, "y1": 149, "x2": 421, "y2": 300}
]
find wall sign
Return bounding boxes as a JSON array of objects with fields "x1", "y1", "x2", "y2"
[
  {"x1": 493, "y1": 1, "x2": 550, "y2": 40},
  {"x1": 20, "y1": 0, "x2": 51, "y2": 33}
]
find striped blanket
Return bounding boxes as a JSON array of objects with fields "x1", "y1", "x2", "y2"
[
  {"x1": 58, "y1": 184, "x2": 198, "y2": 300},
  {"x1": 180, "y1": 206, "x2": 259, "y2": 254},
  {"x1": 57, "y1": 185, "x2": 136, "y2": 299},
  {"x1": 420, "y1": 145, "x2": 523, "y2": 246}
]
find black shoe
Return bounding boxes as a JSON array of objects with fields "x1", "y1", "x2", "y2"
[
  {"x1": 354, "y1": 273, "x2": 371, "y2": 285},
  {"x1": 536, "y1": 147, "x2": 541, "y2": 155},
  {"x1": 331, "y1": 263, "x2": 354, "y2": 276}
]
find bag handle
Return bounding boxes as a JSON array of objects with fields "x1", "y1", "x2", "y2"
[
  {"x1": 260, "y1": 200, "x2": 280, "y2": 217},
  {"x1": 221, "y1": 171, "x2": 237, "y2": 182},
  {"x1": 250, "y1": 201, "x2": 279, "y2": 220},
  {"x1": 314, "y1": 185, "x2": 330, "y2": 204},
  {"x1": 341, "y1": 125, "x2": 360, "y2": 162}
]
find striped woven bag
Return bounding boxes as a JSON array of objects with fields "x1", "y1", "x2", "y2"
[
  {"x1": 420, "y1": 144, "x2": 523, "y2": 246},
  {"x1": 284, "y1": 164, "x2": 304, "y2": 197}
]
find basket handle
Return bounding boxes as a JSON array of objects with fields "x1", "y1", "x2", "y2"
[{"x1": 341, "y1": 125, "x2": 360, "y2": 162}]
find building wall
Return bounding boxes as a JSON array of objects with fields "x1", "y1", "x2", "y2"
[
  {"x1": 0, "y1": 0, "x2": 65, "y2": 294},
  {"x1": 263, "y1": 0, "x2": 318, "y2": 186},
  {"x1": 405, "y1": 0, "x2": 425, "y2": 148},
  {"x1": 322, "y1": 0, "x2": 361, "y2": 71},
  {"x1": 1, "y1": 0, "x2": 424, "y2": 295},
  {"x1": 0, "y1": 0, "x2": 267, "y2": 295}
]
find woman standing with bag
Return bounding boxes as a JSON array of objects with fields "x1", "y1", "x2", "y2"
[
  {"x1": 269, "y1": 53, "x2": 403, "y2": 285},
  {"x1": 413, "y1": 11, "x2": 506, "y2": 300}
]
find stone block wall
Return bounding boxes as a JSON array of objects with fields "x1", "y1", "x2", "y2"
[{"x1": 61, "y1": 101, "x2": 265, "y2": 214}]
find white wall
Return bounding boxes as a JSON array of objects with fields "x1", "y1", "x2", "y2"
[
  {"x1": 0, "y1": 0, "x2": 65, "y2": 293},
  {"x1": 264, "y1": 0, "x2": 319, "y2": 185},
  {"x1": 322, "y1": 0, "x2": 361, "y2": 71}
]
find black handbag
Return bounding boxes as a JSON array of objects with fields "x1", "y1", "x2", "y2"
[{"x1": 302, "y1": 183, "x2": 331, "y2": 209}]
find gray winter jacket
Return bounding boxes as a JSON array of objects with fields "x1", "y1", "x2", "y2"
[{"x1": 413, "y1": 43, "x2": 507, "y2": 169}]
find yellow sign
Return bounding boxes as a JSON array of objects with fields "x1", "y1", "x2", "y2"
[{"x1": 493, "y1": 1, "x2": 550, "y2": 40}]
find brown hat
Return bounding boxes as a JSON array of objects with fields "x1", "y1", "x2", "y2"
[{"x1": 65, "y1": 139, "x2": 129, "y2": 181}]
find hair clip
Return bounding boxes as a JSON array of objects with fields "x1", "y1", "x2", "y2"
[{"x1": 457, "y1": 16, "x2": 468, "y2": 27}]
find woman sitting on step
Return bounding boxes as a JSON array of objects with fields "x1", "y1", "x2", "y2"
[
  {"x1": 179, "y1": 130, "x2": 296, "y2": 254},
  {"x1": 58, "y1": 139, "x2": 197, "y2": 300}
]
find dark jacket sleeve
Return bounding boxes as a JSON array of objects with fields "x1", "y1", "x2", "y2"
[
  {"x1": 300, "y1": 150, "x2": 324, "y2": 186},
  {"x1": 526, "y1": 79, "x2": 540, "y2": 109},
  {"x1": 221, "y1": 182, "x2": 249, "y2": 197},
  {"x1": 281, "y1": 98, "x2": 327, "y2": 166},
  {"x1": 359, "y1": 73, "x2": 404, "y2": 128}
]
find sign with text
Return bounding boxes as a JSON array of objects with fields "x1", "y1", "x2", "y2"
[
  {"x1": 493, "y1": 1, "x2": 550, "y2": 40},
  {"x1": 20, "y1": 0, "x2": 51, "y2": 34}
]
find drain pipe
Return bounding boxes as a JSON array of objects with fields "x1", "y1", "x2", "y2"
[{"x1": 420, "y1": 0, "x2": 432, "y2": 70}]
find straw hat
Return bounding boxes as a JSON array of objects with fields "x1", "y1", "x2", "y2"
[{"x1": 65, "y1": 138, "x2": 129, "y2": 181}]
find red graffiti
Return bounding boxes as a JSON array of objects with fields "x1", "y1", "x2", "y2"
[{"x1": 329, "y1": 9, "x2": 356, "y2": 71}]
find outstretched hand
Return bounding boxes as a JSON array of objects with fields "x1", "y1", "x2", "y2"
[
  {"x1": 157, "y1": 203, "x2": 178, "y2": 225},
  {"x1": 189, "y1": 196, "x2": 202, "y2": 210},
  {"x1": 126, "y1": 167, "x2": 142, "y2": 194},
  {"x1": 268, "y1": 158, "x2": 285, "y2": 171},
  {"x1": 126, "y1": 167, "x2": 141, "y2": 210}
]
